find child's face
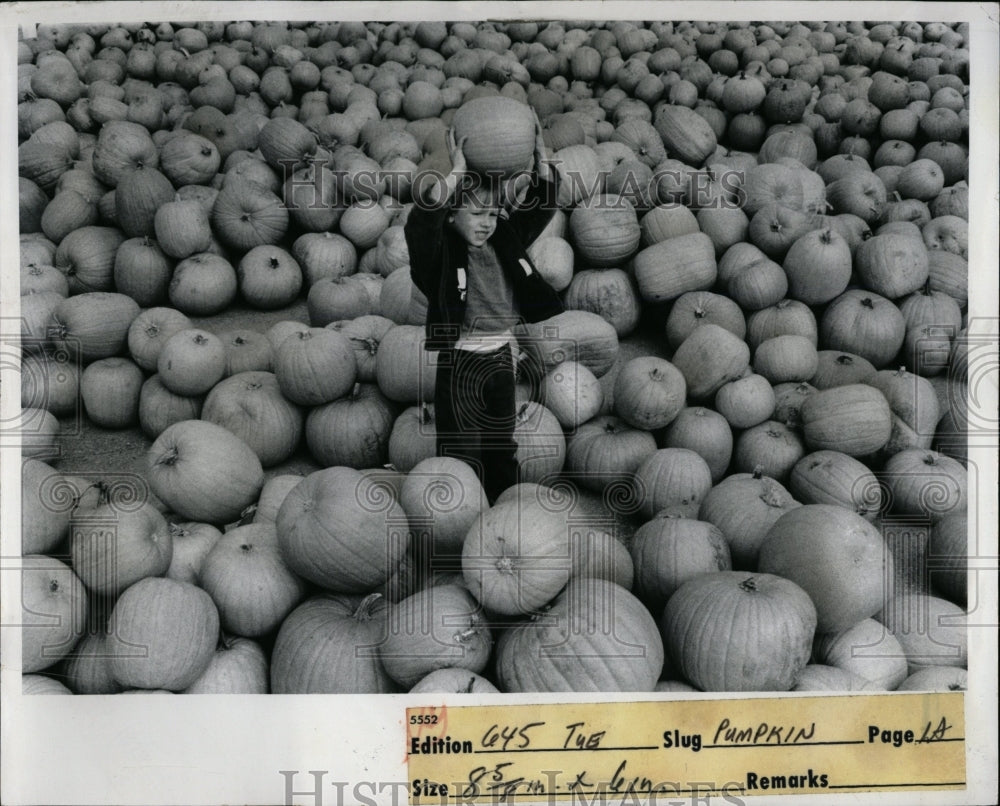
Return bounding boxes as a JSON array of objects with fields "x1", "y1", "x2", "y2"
[{"x1": 449, "y1": 187, "x2": 500, "y2": 247}]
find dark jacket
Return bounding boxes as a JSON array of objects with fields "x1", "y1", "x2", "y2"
[{"x1": 405, "y1": 174, "x2": 565, "y2": 351}]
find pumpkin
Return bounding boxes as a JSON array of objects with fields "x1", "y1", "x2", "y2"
[
  {"x1": 810, "y1": 351, "x2": 878, "y2": 389},
  {"x1": 869, "y1": 368, "x2": 940, "y2": 454},
  {"x1": 127, "y1": 308, "x2": 191, "y2": 372},
  {"x1": 630, "y1": 514, "x2": 732, "y2": 612},
  {"x1": 825, "y1": 171, "x2": 887, "y2": 224},
  {"x1": 165, "y1": 521, "x2": 223, "y2": 586},
  {"x1": 540, "y1": 361, "x2": 603, "y2": 429},
  {"x1": 662, "y1": 406, "x2": 733, "y2": 483},
  {"x1": 570, "y1": 528, "x2": 635, "y2": 591},
  {"x1": 137, "y1": 375, "x2": 204, "y2": 440},
  {"x1": 451, "y1": 96, "x2": 535, "y2": 177},
  {"x1": 747, "y1": 203, "x2": 815, "y2": 260},
  {"x1": 339, "y1": 201, "x2": 391, "y2": 250},
  {"x1": 168, "y1": 253, "x2": 238, "y2": 316},
  {"x1": 409, "y1": 668, "x2": 500, "y2": 694},
  {"x1": 855, "y1": 231, "x2": 930, "y2": 299},
  {"x1": 927, "y1": 513, "x2": 967, "y2": 605},
  {"x1": 21, "y1": 555, "x2": 88, "y2": 674},
  {"x1": 789, "y1": 450, "x2": 883, "y2": 520},
  {"x1": 157, "y1": 329, "x2": 226, "y2": 397},
  {"x1": 882, "y1": 449, "x2": 967, "y2": 523},
  {"x1": 564, "y1": 414, "x2": 657, "y2": 494},
  {"x1": 715, "y1": 373, "x2": 775, "y2": 429},
  {"x1": 54, "y1": 225, "x2": 126, "y2": 293},
  {"x1": 663, "y1": 290, "x2": 746, "y2": 351},
  {"x1": 896, "y1": 667, "x2": 967, "y2": 692},
  {"x1": 759, "y1": 504, "x2": 892, "y2": 633},
  {"x1": 613, "y1": 356, "x2": 686, "y2": 430},
  {"x1": 518, "y1": 310, "x2": 620, "y2": 379},
  {"x1": 70, "y1": 499, "x2": 172, "y2": 597},
  {"x1": 733, "y1": 421, "x2": 805, "y2": 483},
  {"x1": 236, "y1": 244, "x2": 303, "y2": 310},
  {"x1": 284, "y1": 162, "x2": 344, "y2": 233},
  {"x1": 146, "y1": 419, "x2": 264, "y2": 524},
  {"x1": 563, "y1": 268, "x2": 640, "y2": 337},
  {"x1": 20, "y1": 291, "x2": 63, "y2": 349},
  {"x1": 276, "y1": 465, "x2": 410, "y2": 593},
  {"x1": 210, "y1": 176, "x2": 289, "y2": 252},
  {"x1": 305, "y1": 382, "x2": 396, "y2": 469},
  {"x1": 670, "y1": 323, "x2": 751, "y2": 400},
  {"x1": 746, "y1": 298, "x2": 818, "y2": 352},
  {"x1": 257, "y1": 116, "x2": 318, "y2": 170},
  {"x1": 183, "y1": 635, "x2": 269, "y2": 694},
  {"x1": 639, "y1": 204, "x2": 699, "y2": 246},
  {"x1": 783, "y1": 228, "x2": 853, "y2": 305},
  {"x1": 554, "y1": 144, "x2": 606, "y2": 206},
  {"x1": 154, "y1": 199, "x2": 213, "y2": 259},
  {"x1": 20, "y1": 349, "x2": 80, "y2": 417},
  {"x1": 653, "y1": 103, "x2": 717, "y2": 166},
  {"x1": 820, "y1": 290, "x2": 906, "y2": 368},
  {"x1": 634, "y1": 448, "x2": 713, "y2": 520},
  {"x1": 115, "y1": 166, "x2": 175, "y2": 237},
  {"x1": 633, "y1": 231, "x2": 717, "y2": 303},
  {"x1": 108, "y1": 577, "x2": 219, "y2": 690},
  {"x1": 926, "y1": 250, "x2": 967, "y2": 310},
  {"x1": 271, "y1": 593, "x2": 397, "y2": 693},
  {"x1": 113, "y1": 236, "x2": 173, "y2": 307},
  {"x1": 22, "y1": 458, "x2": 74, "y2": 555},
  {"x1": 60, "y1": 630, "x2": 123, "y2": 695},
  {"x1": 388, "y1": 403, "x2": 438, "y2": 472},
  {"x1": 202, "y1": 371, "x2": 303, "y2": 467},
  {"x1": 18, "y1": 139, "x2": 76, "y2": 194},
  {"x1": 753, "y1": 335, "x2": 819, "y2": 384},
  {"x1": 91, "y1": 119, "x2": 159, "y2": 186},
  {"x1": 307, "y1": 276, "x2": 376, "y2": 326},
  {"x1": 379, "y1": 584, "x2": 492, "y2": 688},
  {"x1": 159, "y1": 131, "x2": 220, "y2": 186},
  {"x1": 274, "y1": 327, "x2": 357, "y2": 406},
  {"x1": 462, "y1": 496, "x2": 572, "y2": 615},
  {"x1": 878, "y1": 592, "x2": 967, "y2": 673},
  {"x1": 80, "y1": 357, "x2": 143, "y2": 429},
  {"x1": 48, "y1": 291, "x2": 140, "y2": 363},
  {"x1": 41, "y1": 189, "x2": 99, "y2": 243},
  {"x1": 497, "y1": 578, "x2": 663, "y2": 692},
  {"x1": 21, "y1": 262, "x2": 69, "y2": 297},
  {"x1": 525, "y1": 236, "x2": 574, "y2": 293},
  {"x1": 198, "y1": 523, "x2": 308, "y2": 638},
  {"x1": 661, "y1": 572, "x2": 816, "y2": 691},
  {"x1": 899, "y1": 287, "x2": 963, "y2": 376},
  {"x1": 740, "y1": 163, "x2": 805, "y2": 216},
  {"x1": 292, "y1": 232, "x2": 358, "y2": 285},
  {"x1": 569, "y1": 194, "x2": 641, "y2": 268},
  {"x1": 800, "y1": 383, "x2": 893, "y2": 456},
  {"x1": 398, "y1": 456, "x2": 487, "y2": 557},
  {"x1": 813, "y1": 618, "x2": 909, "y2": 691}
]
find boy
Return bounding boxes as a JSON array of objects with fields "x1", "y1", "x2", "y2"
[{"x1": 405, "y1": 115, "x2": 564, "y2": 506}]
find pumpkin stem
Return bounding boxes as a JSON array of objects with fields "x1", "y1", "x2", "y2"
[
  {"x1": 462, "y1": 676, "x2": 477, "y2": 693},
  {"x1": 836, "y1": 354, "x2": 854, "y2": 365},
  {"x1": 168, "y1": 523, "x2": 189, "y2": 538},
  {"x1": 861, "y1": 297, "x2": 874, "y2": 309},
  {"x1": 739, "y1": 576, "x2": 759, "y2": 592},
  {"x1": 752, "y1": 465, "x2": 764, "y2": 479},
  {"x1": 237, "y1": 504, "x2": 257, "y2": 526},
  {"x1": 354, "y1": 592, "x2": 384, "y2": 621},
  {"x1": 157, "y1": 447, "x2": 180, "y2": 467}
]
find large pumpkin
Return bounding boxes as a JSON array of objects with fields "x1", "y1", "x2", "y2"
[
  {"x1": 813, "y1": 618, "x2": 909, "y2": 691},
  {"x1": 800, "y1": 384, "x2": 893, "y2": 456},
  {"x1": 497, "y1": 578, "x2": 663, "y2": 692},
  {"x1": 270, "y1": 593, "x2": 397, "y2": 693},
  {"x1": 21, "y1": 555, "x2": 88, "y2": 673},
  {"x1": 878, "y1": 592, "x2": 967, "y2": 673},
  {"x1": 146, "y1": 419, "x2": 264, "y2": 524},
  {"x1": 630, "y1": 514, "x2": 732, "y2": 612},
  {"x1": 664, "y1": 290, "x2": 746, "y2": 351},
  {"x1": 183, "y1": 636, "x2": 269, "y2": 695},
  {"x1": 451, "y1": 96, "x2": 534, "y2": 177},
  {"x1": 202, "y1": 371, "x2": 304, "y2": 467},
  {"x1": 198, "y1": 523, "x2": 308, "y2": 637},
  {"x1": 569, "y1": 194, "x2": 641, "y2": 268},
  {"x1": 375, "y1": 324, "x2": 439, "y2": 403},
  {"x1": 653, "y1": 103, "x2": 717, "y2": 166},
  {"x1": 273, "y1": 327, "x2": 357, "y2": 407},
  {"x1": 662, "y1": 406, "x2": 734, "y2": 483},
  {"x1": 633, "y1": 231, "x2": 718, "y2": 303},
  {"x1": 379, "y1": 584, "x2": 493, "y2": 688},
  {"x1": 48, "y1": 291, "x2": 140, "y2": 363},
  {"x1": 758, "y1": 505, "x2": 892, "y2": 633},
  {"x1": 52, "y1": 221, "x2": 126, "y2": 292},
  {"x1": 80, "y1": 357, "x2": 144, "y2": 429},
  {"x1": 613, "y1": 356, "x2": 686, "y2": 430},
  {"x1": 883, "y1": 448, "x2": 967, "y2": 523},
  {"x1": 564, "y1": 414, "x2": 658, "y2": 494},
  {"x1": 115, "y1": 166, "x2": 175, "y2": 238},
  {"x1": 462, "y1": 496, "x2": 572, "y2": 616},
  {"x1": 107, "y1": 577, "x2": 219, "y2": 691},
  {"x1": 400, "y1": 456, "x2": 487, "y2": 556},
  {"x1": 661, "y1": 571, "x2": 816, "y2": 691},
  {"x1": 211, "y1": 176, "x2": 289, "y2": 252},
  {"x1": 563, "y1": 268, "x2": 642, "y2": 337},
  {"x1": 518, "y1": 311, "x2": 619, "y2": 379},
  {"x1": 304, "y1": 382, "x2": 396, "y2": 469},
  {"x1": 275, "y1": 465, "x2": 410, "y2": 593},
  {"x1": 820, "y1": 289, "x2": 906, "y2": 369},
  {"x1": 789, "y1": 450, "x2": 882, "y2": 520},
  {"x1": 670, "y1": 322, "x2": 751, "y2": 399},
  {"x1": 634, "y1": 448, "x2": 714, "y2": 519}
]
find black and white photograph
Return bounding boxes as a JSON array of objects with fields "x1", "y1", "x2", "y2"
[{"x1": 1, "y1": 2, "x2": 996, "y2": 804}]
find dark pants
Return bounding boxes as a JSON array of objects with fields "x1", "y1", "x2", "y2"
[{"x1": 434, "y1": 342, "x2": 520, "y2": 506}]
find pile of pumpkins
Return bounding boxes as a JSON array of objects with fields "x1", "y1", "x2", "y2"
[{"x1": 17, "y1": 17, "x2": 971, "y2": 696}]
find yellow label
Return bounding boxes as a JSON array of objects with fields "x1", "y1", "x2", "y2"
[{"x1": 406, "y1": 693, "x2": 965, "y2": 802}]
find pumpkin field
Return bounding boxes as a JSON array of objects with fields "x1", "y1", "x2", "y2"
[{"x1": 13, "y1": 16, "x2": 977, "y2": 696}]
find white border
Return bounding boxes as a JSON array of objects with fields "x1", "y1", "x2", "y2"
[{"x1": 1, "y1": 3, "x2": 997, "y2": 805}]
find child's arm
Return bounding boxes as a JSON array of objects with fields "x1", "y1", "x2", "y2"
[
  {"x1": 405, "y1": 131, "x2": 467, "y2": 296},
  {"x1": 505, "y1": 111, "x2": 560, "y2": 247}
]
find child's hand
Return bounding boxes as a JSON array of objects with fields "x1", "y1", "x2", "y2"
[{"x1": 447, "y1": 128, "x2": 468, "y2": 176}]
